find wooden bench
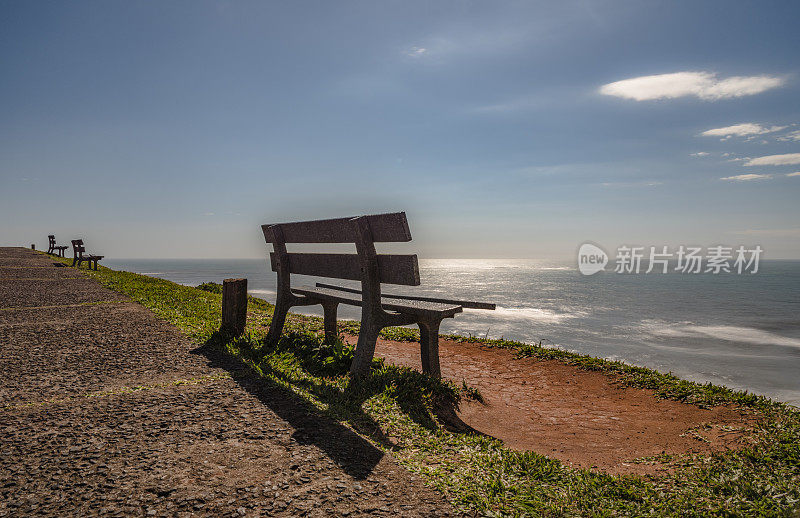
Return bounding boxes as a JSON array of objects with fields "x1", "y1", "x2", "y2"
[
  {"x1": 71, "y1": 239, "x2": 104, "y2": 270},
  {"x1": 262, "y1": 212, "x2": 495, "y2": 377},
  {"x1": 47, "y1": 235, "x2": 69, "y2": 257}
]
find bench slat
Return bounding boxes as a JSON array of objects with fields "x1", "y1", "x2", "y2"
[
  {"x1": 270, "y1": 253, "x2": 420, "y2": 286},
  {"x1": 315, "y1": 282, "x2": 496, "y2": 310},
  {"x1": 291, "y1": 286, "x2": 462, "y2": 319},
  {"x1": 262, "y1": 212, "x2": 411, "y2": 243}
]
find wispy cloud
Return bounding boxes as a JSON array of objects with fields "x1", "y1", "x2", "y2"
[
  {"x1": 721, "y1": 152, "x2": 747, "y2": 161},
  {"x1": 402, "y1": 23, "x2": 542, "y2": 62},
  {"x1": 701, "y1": 123, "x2": 787, "y2": 138},
  {"x1": 777, "y1": 129, "x2": 800, "y2": 142},
  {"x1": 787, "y1": 172, "x2": 800, "y2": 177},
  {"x1": 720, "y1": 174, "x2": 773, "y2": 181},
  {"x1": 744, "y1": 153, "x2": 800, "y2": 166},
  {"x1": 600, "y1": 71, "x2": 784, "y2": 101},
  {"x1": 689, "y1": 151, "x2": 710, "y2": 157},
  {"x1": 403, "y1": 46, "x2": 428, "y2": 57}
]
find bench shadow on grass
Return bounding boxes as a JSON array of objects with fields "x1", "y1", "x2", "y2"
[{"x1": 191, "y1": 330, "x2": 483, "y2": 480}]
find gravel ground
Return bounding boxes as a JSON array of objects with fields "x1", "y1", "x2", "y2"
[
  {"x1": 0, "y1": 302, "x2": 221, "y2": 403},
  {"x1": 0, "y1": 247, "x2": 457, "y2": 517}
]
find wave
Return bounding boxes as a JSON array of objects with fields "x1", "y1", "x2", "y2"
[
  {"x1": 249, "y1": 289, "x2": 277, "y2": 299},
  {"x1": 492, "y1": 306, "x2": 584, "y2": 323},
  {"x1": 648, "y1": 323, "x2": 800, "y2": 348}
]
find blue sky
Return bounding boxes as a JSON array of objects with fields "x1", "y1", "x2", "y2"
[{"x1": 2, "y1": 1, "x2": 799, "y2": 259}]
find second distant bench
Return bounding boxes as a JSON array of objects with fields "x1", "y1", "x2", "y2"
[{"x1": 71, "y1": 239, "x2": 104, "y2": 270}]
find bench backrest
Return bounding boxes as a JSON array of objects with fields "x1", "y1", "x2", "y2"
[
  {"x1": 71, "y1": 239, "x2": 85, "y2": 257},
  {"x1": 262, "y1": 212, "x2": 420, "y2": 287},
  {"x1": 48, "y1": 235, "x2": 56, "y2": 245}
]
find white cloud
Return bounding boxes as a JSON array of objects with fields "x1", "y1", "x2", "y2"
[
  {"x1": 720, "y1": 174, "x2": 773, "y2": 181},
  {"x1": 203, "y1": 212, "x2": 215, "y2": 216},
  {"x1": 701, "y1": 123, "x2": 787, "y2": 137},
  {"x1": 600, "y1": 71, "x2": 784, "y2": 101},
  {"x1": 777, "y1": 129, "x2": 800, "y2": 142},
  {"x1": 404, "y1": 46, "x2": 428, "y2": 57},
  {"x1": 690, "y1": 151, "x2": 710, "y2": 157},
  {"x1": 744, "y1": 153, "x2": 800, "y2": 166},
  {"x1": 787, "y1": 172, "x2": 800, "y2": 177}
]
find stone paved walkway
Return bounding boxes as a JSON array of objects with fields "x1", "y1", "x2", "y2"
[{"x1": 0, "y1": 247, "x2": 456, "y2": 517}]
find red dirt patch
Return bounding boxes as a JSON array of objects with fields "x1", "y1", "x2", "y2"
[{"x1": 345, "y1": 334, "x2": 756, "y2": 476}]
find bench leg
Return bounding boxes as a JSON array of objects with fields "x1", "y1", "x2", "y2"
[
  {"x1": 322, "y1": 302, "x2": 339, "y2": 344},
  {"x1": 266, "y1": 298, "x2": 290, "y2": 344},
  {"x1": 419, "y1": 320, "x2": 442, "y2": 378},
  {"x1": 350, "y1": 320, "x2": 381, "y2": 376}
]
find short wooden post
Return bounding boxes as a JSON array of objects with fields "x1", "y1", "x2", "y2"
[
  {"x1": 222, "y1": 278, "x2": 248, "y2": 335},
  {"x1": 30, "y1": 244, "x2": 35, "y2": 250}
]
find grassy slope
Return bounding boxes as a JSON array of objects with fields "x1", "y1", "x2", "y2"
[{"x1": 68, "y1": 261, "x2": 800, "y2": 516}]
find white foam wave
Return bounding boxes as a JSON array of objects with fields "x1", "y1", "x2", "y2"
[
  {"x1": 492, "y1": 306, "x2": 582, "y2": 323},
  {"x1": 650, "y1": 323, "x2": 800, "y2": 348},
  {"x1": 249, "y1": 289, "x2": 277, "y2": 299}
]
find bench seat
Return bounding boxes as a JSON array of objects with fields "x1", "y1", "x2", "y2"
[{"x1": 291, "y1": 285, "x2": 463, "y2": 319}]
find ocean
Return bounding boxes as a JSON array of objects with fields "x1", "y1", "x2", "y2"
[{"x1": 103, "y1": 258, "x2": 800, "y2": 407}]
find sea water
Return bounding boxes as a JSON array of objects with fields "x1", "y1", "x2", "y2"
[{"x1": 103, "y1": 258, "x2": 800, "y2": 406}]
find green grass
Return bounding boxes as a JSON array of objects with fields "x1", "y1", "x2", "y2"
[{"x1": 63, "y1": 262, "x2": 800, "y2": 516}]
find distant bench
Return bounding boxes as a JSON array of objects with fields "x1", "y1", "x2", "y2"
[
  {"x1": 47, "y1": 235, "x2": 69, "y2": 257},
  {"x1": 71, "y1": 239, "x2": 104, "y2": 270},
  {"x1": 262, "y1": 212, "x2": 495, "y2": 377}
]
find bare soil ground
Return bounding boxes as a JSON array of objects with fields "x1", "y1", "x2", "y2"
[
  {"x1": 0, "y1": 248, "x2": 457, "y2": 517},
  {"x1": 339, "y1": 335, "x2": 756, "y2": 476}
]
